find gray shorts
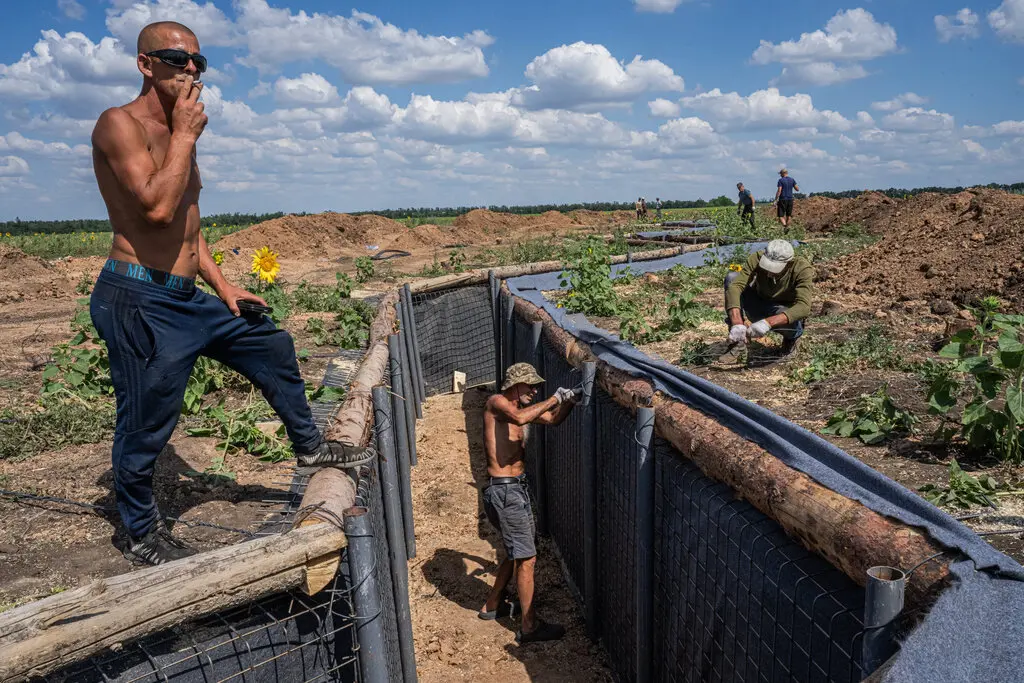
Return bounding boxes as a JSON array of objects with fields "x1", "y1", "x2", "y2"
[{"x1": 483, "y1": 478, "x2": 537, "y2": 560}]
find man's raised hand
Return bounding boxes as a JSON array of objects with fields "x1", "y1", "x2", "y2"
[{"x1": 172, "y1": 75, "x2": 208, "y2": 141}]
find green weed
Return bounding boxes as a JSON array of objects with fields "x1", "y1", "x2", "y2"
[
  {"x1": 293, "y1": 273, "x2": 354, "y2": 313},
  {"x1": 0, "y1": 398, "x2": 115, "y2": 460},
  {"x1": 917, "y1": 460, "x2": 1024, "y2": 510},
  {"x1": 355, "y1": 256, "x2": 375, "y2": 283},
  {"x1": 559, "y1": 236, "x2": 619, "y2": 317},
  {"x1": 821, "y1": 386, "x2": 918, "y2": 445},
  {"x1": 792, "y1": 325, "x2": 905, "y2": 383}
]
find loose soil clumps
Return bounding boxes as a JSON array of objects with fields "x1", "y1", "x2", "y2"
[
  {"x1": 824, "y1": 189, "x2": 1024, "y2": 310},
  {"x1": 215, "y1": 212, "x2": 407, "y2": 258}
]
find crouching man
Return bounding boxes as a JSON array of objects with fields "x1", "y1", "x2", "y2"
[
  {"x1": 719, "y1": 239, "x2": 814, "y2": 362},
  {"x1": 480, "y1": 362, "x2": 578, "y2": 644}
]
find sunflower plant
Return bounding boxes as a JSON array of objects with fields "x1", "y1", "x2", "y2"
[
  {"x1": 251, "y1": 247, "x2": 280, "y2": 285},
  {"x1": 246, "y1": 246, "x2": 290, "y2": 322}
]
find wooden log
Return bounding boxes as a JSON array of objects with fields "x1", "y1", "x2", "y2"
[
  {"x1": 298, "y1": 468, "x2": 358, "y2": 595},
  {"x1": 511, "y1": 295, "x2": 950, "y2": 607},
  {"x1": 0, "y1": 523, "x2": 348, "y2": 682},
  {"x1": 408, "y1": 245, "x2": 686, "y2": 294}
]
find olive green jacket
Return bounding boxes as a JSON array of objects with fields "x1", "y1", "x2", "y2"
[{"x1": 725, "y1": 251, "x2": 815, "y2": 323}]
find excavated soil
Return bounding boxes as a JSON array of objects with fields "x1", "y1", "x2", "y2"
[
  {"x1": 821, "y1": 189, "x2": 1024, "y2": 310},
  {"x1": 0, "y1": 246, "x2": 81, "y2": 304},
  {"x1": 794, "y1": 192, "x2": 898, "y2": 234},
  {"x1": 215, "y1": 212, "x2": 408, "y2": 259}
]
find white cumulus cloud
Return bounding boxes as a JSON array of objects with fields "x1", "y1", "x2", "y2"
[
  {"x1": 633, "y1": 0, "x2": 685, "y2": 13},
  {"x1": 509, "y1": 42, "x2": 683, "y2": 110},
  {"x1": 989, "y1": 0, "x2": 1024, "y2": 42},
  {"x1": 273, "y1": 73, "x2": 340, "y2": 106},
  {"x1": 0, "y1": 31, "x2": 138, "y2": 117},
  {"x1": 59, "y1": 0, "x2": 86, "y2": 21},
  {"x1": 871, "y1": 92, "x2": 928, "y2": 112},
  {"x1": 648, "y1": 98, "x2": 681, "y2": 118},
  {"x1": 234, "y1": 0, "x2": 493, "y2": 85},
  {"x1": 752, "y1": 9, "x2": 898, "y2": 64},
  {"x1": 106, "y1": 0, "x2": 239, "y2": 48},
  {"x1": 753, "y1": 9, "x2": 897, "y2": 86},
  {"x1": 935, "y1": 8, "x2": 981, "y2": 42},
  {"x1": 771, "y1": 62, "x2": 868, "y2": 87},
  {"x1": 680, "y1": 88, "x2": 850, "y2": 132},
  {"x1": 881, "y1": 107, "x2": 955, "y2": 132},
  {"x1": 0, "y1": 155, "x2": 30, "y2": 177}
]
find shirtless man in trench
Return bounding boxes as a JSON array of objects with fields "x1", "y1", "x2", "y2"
[
  {"x1": 479, "y1": 362, "x2": 578, "y2": 643},
  {"x1": 90, "y1": 21, "x2": 372, "y2": 565}
]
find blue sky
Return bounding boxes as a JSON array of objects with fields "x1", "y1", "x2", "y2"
[{"x1": 0, "y1": 0, "x2": 1020, "y2": 219}]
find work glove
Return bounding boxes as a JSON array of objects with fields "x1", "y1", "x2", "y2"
[
  {"x1": 554, "y1": 387, "x2": 576, "y2": 404},
  {"x1": 728, "y1": 325, "x2": 748, "y2": 344},
  {"x1": 748, "y1": 320, "x2": 772, "y2": 338}
]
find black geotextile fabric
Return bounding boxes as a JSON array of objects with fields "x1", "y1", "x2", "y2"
[
  {"x1": 505, "y1": 245, "x2": 1024, "y2": 681},
  {"x1": 411, "y1": 285, "x2": 495, "y2": 396}
]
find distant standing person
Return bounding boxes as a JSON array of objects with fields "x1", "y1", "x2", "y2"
[
  {"x1": 655, "y1": 197, "x2": 663, "y2": 221},
  {"x1": 480, "y1": 363, "x2": 578, "y2": 643},
  {"x1": 640, "y1": 197, "x2": 648, "y2": 219},
  {"x1": 635, "y1": 196, "x2": 643, "y2": 220},
  {"x1": 736, "y1": 182, "x2": 755, "y2": 230},
  {"x1": 775, "y1": 169, "x2": 799, "y2": 228}
]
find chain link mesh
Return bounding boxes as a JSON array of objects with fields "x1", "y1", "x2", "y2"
[{"x1": 411, "y1": 285, "x2": 495, "y2": 395}]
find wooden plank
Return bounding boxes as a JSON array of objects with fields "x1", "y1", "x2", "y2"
[
  {"x1": 511, "y1": 293, "x2": 951, "y2": 608},
  {"x1": 0, "y1": 524, "x2": 348, "y2": 682}
]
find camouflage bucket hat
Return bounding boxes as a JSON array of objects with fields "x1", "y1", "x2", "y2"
[{"x1": 502, "y1": 362, "x2": 545, "y2": 391}]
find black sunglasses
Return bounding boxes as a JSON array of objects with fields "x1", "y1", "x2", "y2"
[{"x1": 145, "y1": 49, "x2": 207, "y2": 74}]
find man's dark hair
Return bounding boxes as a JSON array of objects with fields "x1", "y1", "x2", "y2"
[{"x1": 138, "y1": 21, "x2": 197, "y2": 54}]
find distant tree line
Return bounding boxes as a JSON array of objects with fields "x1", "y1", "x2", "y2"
[
  {"x1": 811, "y1": 182, "x2": 1024, "y2": 200},
  {"x1": 4, "y1": 182, "x2": 1019, "y2": 234},
  {"x1": 0, "y1": 212, "x2": 291, "y2": 236}
]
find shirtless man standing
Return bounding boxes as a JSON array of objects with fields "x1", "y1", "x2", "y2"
[
  {"x1": 90, "y1": 22, "x2": 373, "y2": 565},
  {"x1": 479, "y1": 362, "x2": 578, "y2": 644}
]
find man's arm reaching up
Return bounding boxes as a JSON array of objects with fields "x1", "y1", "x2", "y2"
[{"x1": 489, "y1": 393, "x2": 561, "y2": 426}]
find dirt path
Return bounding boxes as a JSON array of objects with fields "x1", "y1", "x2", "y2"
[{"x1": 408, "y1": 389, "x2": 612, "y2": 682}]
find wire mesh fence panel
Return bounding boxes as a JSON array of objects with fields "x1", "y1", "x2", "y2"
[
  {"x1": 51, "y1": 587, "x2": 359, "y2": 683},
  {"x1": 411, "y1": 286, "x2": 495, "y2": 396},
  {"x1": 354, "y1": 464, "x2": 405, "y2": 683},
  {"x1": 653, "y1": 440, "x2": 866, "y2": 683},
  {"x1": 595, "y1": 390, "x2": 639, "y2": 683},
  {"x1": 541, "y1": 338, "x2": 586, "y2": 596}
]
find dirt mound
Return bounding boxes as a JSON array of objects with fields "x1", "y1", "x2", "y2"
[
  {"x1": 796, "y1": 192, "x2": 898, "y2": 233},
  {"x1": 388, "y1": 223, "x2": 487, "y2": 252},
  {"x1": 453, "y1": 208, "x2": 619, "y2": 234},
  {"x1": 825, "y1": 189, "x2": 1024, "y2": 310},
  {"x1": 215, "y1": 212, "x2": 407, "y2": 258},
  {"x1": 568, "y1": 209, "x2": 636, "y2": 227},
  {"x1": 0, "y1": 244, "x2": 52, "y2": 279}
]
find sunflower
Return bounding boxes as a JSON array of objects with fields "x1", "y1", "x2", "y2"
[
  {"x1": 251, "y1": 246, "x2": 280, "y2": 284},
  {"x1": 212, "y1": 250, "x2": 224, "y2": 266},
  {"x1": 728, "y1": 263, "x2": 744, "y2": 272}
]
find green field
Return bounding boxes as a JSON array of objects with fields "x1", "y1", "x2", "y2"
[{"x1": 1, "y1": 224, "x2": 252, "y2": 259}]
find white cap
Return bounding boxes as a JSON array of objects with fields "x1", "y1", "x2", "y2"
[{"x1": 759, "y1": 240, "x2": 795, "y2": 274}]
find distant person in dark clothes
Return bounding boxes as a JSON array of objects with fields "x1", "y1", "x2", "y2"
[
  {"x1": 736, "y1": 182, "x2": 755, "y2": 230},
  {"x1": 480, "y1": 363, "x2": 578, "y2": 644},
  {"x1": 775, "y1": 169, "x2": 799, "y2": 228},
  {"x1": 719, "y1": 240, "x2": 814, "y2": 363}
]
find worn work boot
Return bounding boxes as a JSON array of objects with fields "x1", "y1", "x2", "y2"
[
  {"x1": 717, "y1": 342, "x2": 746, "y2": 365},
  {"x1": 780, "y1": 337, "x2": 802, "y2": 356},
  {"x1": 516, "y1": 619, "x2": 566, "y2": 644},
  {"x1": 296, "y1": 440, "x2": 377, "y2": 475},
  {"x1": 124, "y1": 526, "x2": 196, "y2": 565}
]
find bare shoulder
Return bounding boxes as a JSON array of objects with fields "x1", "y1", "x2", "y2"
[
  {"x1": 92, "y1": 107, "x2": 145, "y2": 149},
  {"x1": 484, "y1": 394, "x2": 503, "y2": 413}
]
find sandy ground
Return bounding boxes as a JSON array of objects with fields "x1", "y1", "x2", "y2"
[{"x1": 408, "y1": 388, "x2": 613, "y2": 682}]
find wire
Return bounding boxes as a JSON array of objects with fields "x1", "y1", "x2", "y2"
[{"x1": 0, "y1": 488, "x2": 257, "y2": 538}]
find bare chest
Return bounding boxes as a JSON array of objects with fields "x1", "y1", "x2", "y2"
[{"x1": 142, "y1": 123, "x2": 202, "y2": 198}]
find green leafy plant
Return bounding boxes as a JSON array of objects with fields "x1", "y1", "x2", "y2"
[
  {"x1": 420, "y1": 254, "x2": 445, "y2": 277},
  {"x1": 305, "y1": 303, "x2": 373, "y2": 349},
  {"x1": 244, "y1": 276, "x2": 291, "y2": 323},
  {"x1": 0, "y1": 398, "x2": 115, "y2": 460},
  {"x1": 186, "y1": 400, "x2": 292, "y2": 463},
  {"x1": 447, "y1": 249, "x2": 467, "y2": 273},
  {"x1": 821, "y1": 386, "x2": 919, "y2": 445},
  {"x1": 355, "y1": 256, "x2": 375, "y2": 283},
  {"x1": 559, "y1": 236, "x2": 619, "y2": 317},
  {"x1": 293, "y1": 273, "x2": 354, "y2": 313},
  {"x1": 925, "y1": 299, "x2": 1024, "y2": 463},
  {"x1": 679, "y1": 340, "x2": 712, "y2": 366},
  {"x1": 792, "y1": 325, "x2": 905, "y2": 383},
  {"x1": 307, "y1": 385, "x2": 346, "y2": 404},
  {"x1": 75, "y1": 272, "x2": 92, "y2": 295},
  {"x1": 182, "y1": 357, "x2": 246, "y2": 416},
  {"x1": 919, "y1": 460, "x2": 1002, "y2": 510},
  {"x1": 42, "y1": 301, "x2": 112, "y2": 400}
]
